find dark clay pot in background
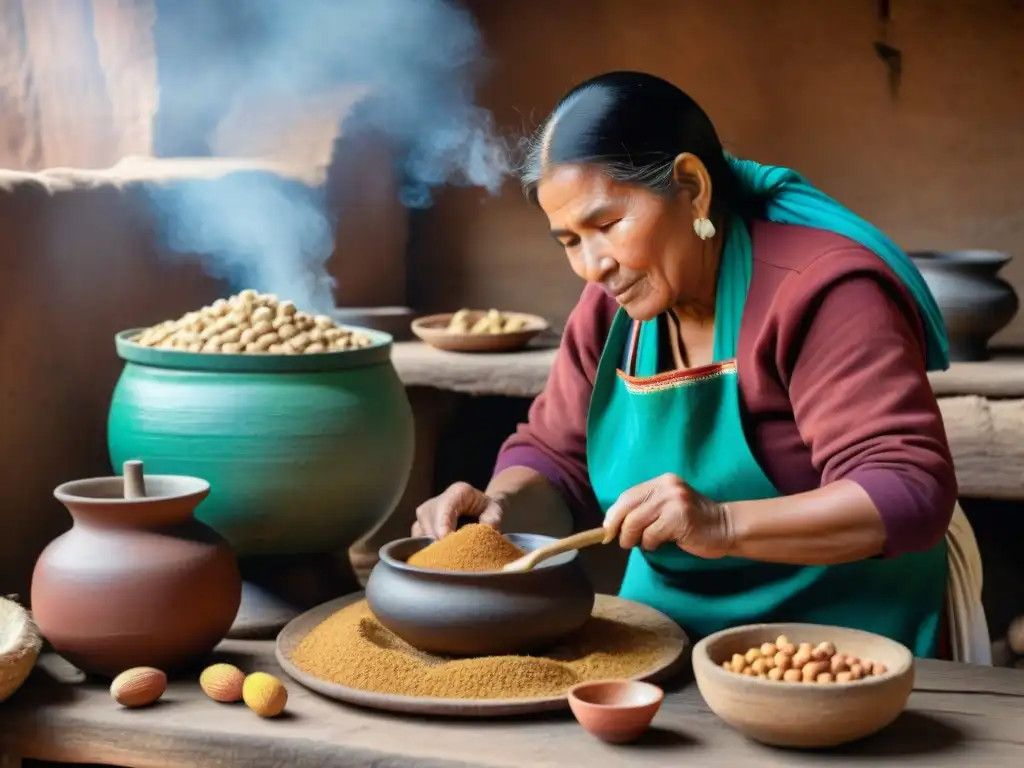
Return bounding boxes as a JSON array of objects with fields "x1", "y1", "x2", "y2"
[
  {"x1": 909, "y1": 251, "x2": 1019, "y2": 362},
  {"x1": 31, "y1": 475, "x2": 242, "y2": 678}
]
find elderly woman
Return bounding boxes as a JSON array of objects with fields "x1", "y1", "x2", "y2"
[{"x1": 413, "y1": 71, "x2": 988, "y2": 662}]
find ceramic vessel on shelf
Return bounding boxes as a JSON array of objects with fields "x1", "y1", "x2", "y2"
[
  {"x1": 411, "y1": 311, "x2": 549, "y2": 353},
  {"x1": 365, "y1": 533, "x2": 595, "y2": 656},
  {"x1": 106, "y1": 328, "x2": 415, "y2": 634},
  {"x1": 692, "y1": 622, "x2": 914, "y2": 749},
  {"x1": 31, "y1": 465, "x2": 241, "y2": 677},
  {"x1": 909, "y1": 250, "x2": 1018, "y2": 362}
]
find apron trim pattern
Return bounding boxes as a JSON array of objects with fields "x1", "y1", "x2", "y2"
[
  {"x1": 616, "y1": 361, "x2": 737, "y2": 393},
  {"x1": 617, "y1": 317, "x2": 738, "y2": 393}
]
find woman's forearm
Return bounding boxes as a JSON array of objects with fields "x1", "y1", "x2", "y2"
[
  {"x1": 725, "y1": 480, "x2": 887, "y2": 565},
  {"x1": 485, "y1": 466, "x2": 575, "y2": 538}
]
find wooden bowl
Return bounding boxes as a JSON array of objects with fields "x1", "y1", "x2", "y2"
[
  {"x1": 411, "y1": 311, "x2": 549, "y2": 353},
  {"x1": 568, "y1": 680, "x2": 664, "y2": 743},
  {"x1": 692, "y1": 623, "x2": 914, "y2": 749}
]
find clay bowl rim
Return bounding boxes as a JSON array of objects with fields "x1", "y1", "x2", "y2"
[
  {"x1": 114, "y1": 326, "x2": 395, "y2": 374},
  {"x1": 54, "y1": 474, "x2": 211, "y2": 504},
  {"x1": 567, "y1": 679, "x2": 665, "y2": 710},
  {"x1": 378, "y1": 532, "x2": 578, "y2": 578},
  {"x1": 908, "y1": 249, "x2": 1012, "y2": 267},
  {"x1": 412, "y1": 311, "x2": 550, "y2": 335},
  {"x1": 692, "y1": 622, "x2": 914, "y2": 691}
]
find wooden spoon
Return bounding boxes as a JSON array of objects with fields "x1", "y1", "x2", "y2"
[
  {"x1": 502, "y1": 527, "x2": 608, "y2": 573},
  {"x1": 123, "y1": 459, "x2": 147, "y2": 499}
]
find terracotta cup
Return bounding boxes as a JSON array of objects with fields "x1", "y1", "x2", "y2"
[
  {"x1": 31, "y1": 472, "x2": 242, "y2": 677},
  {"x1": 568, "y1": 680, "x2": 664, "y2": 743}
]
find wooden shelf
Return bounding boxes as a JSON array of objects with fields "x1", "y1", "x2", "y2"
[
  {"x1": 391, "y1": 341, "x2": 557, "y2": 397},
  {"x1": 391, "y1": 342, "x2": 1024, "y2": 400},
  {"x1": 390, "y1": 343, "x2": 1024, "y2": 500}
]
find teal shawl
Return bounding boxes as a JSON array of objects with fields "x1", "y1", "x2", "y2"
[{"x1": 718, "y1": 154, "x2": 949, "y2": 372}]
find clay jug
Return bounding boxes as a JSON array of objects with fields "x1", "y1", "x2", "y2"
[{"x1": 31, "y1": 467, "x2": 241, "y2": 677}]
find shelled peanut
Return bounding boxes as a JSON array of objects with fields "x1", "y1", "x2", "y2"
[
  {"x1": 134, "y1": 290, "x2": 374, "y2": 354},
  {"x1": 447, "y1": 308, "x2": 528, "y2": 335},
  {"x1": 720, "y1": 635, "x2": 889, "y2": 684}
]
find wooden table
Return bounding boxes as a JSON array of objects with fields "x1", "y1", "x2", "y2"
[{"x1": 1, "y1": 642, "x2": 1023, "y2": 767}]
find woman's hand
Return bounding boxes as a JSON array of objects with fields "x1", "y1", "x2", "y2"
[
  {"x1": 603, "y1": 473, "x2": 734, "y2": 559},
  {"x1": 412, "y1": 482, "x2": 504, "y2": 540}
]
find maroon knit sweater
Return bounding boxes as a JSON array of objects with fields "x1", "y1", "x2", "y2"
[{"x1": 493, "y1": 221, "x2": 957, "y2": 558}]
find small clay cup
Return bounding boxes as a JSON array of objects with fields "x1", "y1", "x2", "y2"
[
  {"x1": 568, "y1": 680, "x2": 664, "y2": 743},
  {"x1": 692, "y1": 622, "x2": 914, "y2": 749},
  {"x1": 365, "y1": 533, "x2": 595, "y2": 656},
  {"x1": 32, "y1": 474, "x2": 242, "y2": 677}
]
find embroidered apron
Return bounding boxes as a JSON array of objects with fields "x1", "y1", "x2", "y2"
[{"x1": 585, "y1": 237, "x2": 949, "y2": 658}]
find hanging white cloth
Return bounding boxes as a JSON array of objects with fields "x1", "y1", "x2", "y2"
[{"x1": 944, "y1": 502, "x2": 991, "y2": 665}]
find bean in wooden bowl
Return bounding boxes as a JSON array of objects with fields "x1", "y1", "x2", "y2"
[{"x1": 692, "y1": 623, "x2": 914, "y2": 749}]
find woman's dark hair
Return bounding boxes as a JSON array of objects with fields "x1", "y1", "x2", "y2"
[{"x1": 521, "y1": 71, "x2": 759, "y2": 220}]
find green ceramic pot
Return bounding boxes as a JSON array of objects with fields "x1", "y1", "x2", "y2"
[{"x1": 108, "y1": 329, "x2": 414, "y2": 556}]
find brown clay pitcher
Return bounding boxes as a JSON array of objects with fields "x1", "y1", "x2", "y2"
[{"x1": 31, "y1": 461, "x2": 242, "y2": 677}]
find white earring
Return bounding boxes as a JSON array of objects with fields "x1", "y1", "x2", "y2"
[{"x1": 693, "y1": 217, "x2": 716, "y2": 240}]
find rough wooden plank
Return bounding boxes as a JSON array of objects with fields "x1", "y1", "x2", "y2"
[
  {"x1": 0, "y1": 0, "x2": 157, "y2": 171},
  {"x1": 390, "y1": 343, "x2": 1024, "y2": 400},
  {"x1": 390, "y1": 342, "x2": 556, "y2": 398},
  {"x1": 0, "y1": 644, "x2": 1022, "y2": 767},
  {"x1": 939, "y1": 396, "x2": 1024, "y2": 499},
  {"x1": 0, "y1": 0, "x2": 36, "y2": 170},
  {"x1": 389, "y1": 344, "x2": 1024, "y2": 500},
  {"x1": 929, "y1": 354, "x2": 1024, "y2": 398},
  {"x1": 89, "y1": 0, "x2": 158, "y2": 163}
]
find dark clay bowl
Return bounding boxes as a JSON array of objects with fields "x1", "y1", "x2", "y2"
[{"x1": 364, "y1": 533, "x2": 596, "y2": 657}]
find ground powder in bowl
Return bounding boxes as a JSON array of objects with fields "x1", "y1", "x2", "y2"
[
  {"x1": 288, "y1": 597, "x2": 672, "y2": 700},
  {"x1": 405, "y1": 523, "x2": 524, "y2": 572}
]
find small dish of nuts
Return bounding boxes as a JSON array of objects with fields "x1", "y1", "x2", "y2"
[{"x1": 411, "y1": 309, "x2": 549, "y2": 353}]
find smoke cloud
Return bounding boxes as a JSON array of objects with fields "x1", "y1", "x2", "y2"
[{"x1": 145, "y1": 0, "x2": 509, "y2": 313}]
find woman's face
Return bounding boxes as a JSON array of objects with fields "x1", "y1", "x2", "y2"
[{"x1": 537, "y1": 162, "x2": 714, "y2": 321}]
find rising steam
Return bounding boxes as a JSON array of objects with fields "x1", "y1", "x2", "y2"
[{"x1": 145, "y1": 0, "x2": 509, "y2": 313}]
